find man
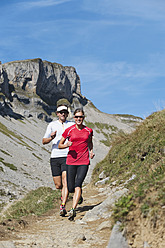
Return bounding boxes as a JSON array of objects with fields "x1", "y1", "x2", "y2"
[{"x1": 42, "y1": 105, "x2": 74, "y2": 216}]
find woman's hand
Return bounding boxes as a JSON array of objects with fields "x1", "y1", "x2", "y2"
[
  {"x1": 59, "y1": 137, "x2": 72, "y2": 149},
  {"x1": 66, "y1": 141, "x2": 72, "y2": 147},
  {"x1": 90, "y1": 150, "x2": 95, "y2": 159}
]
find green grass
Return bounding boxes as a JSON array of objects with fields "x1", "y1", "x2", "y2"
[
  {"x1": 3, "y1": 162, "x2": 17, "y2": 171},
  {"x1": 87, "y1": 101, "x2": 101, "y2": 111},
  {"x1": 92, "y1": 109, "x2": 165, "y2": 222},
  {"x1": 2, "y1": 187, "x2": 60, "y2": 220},
  {"x1": 84, "y1": 121, "x2": 95, "y2": 129},
  {"x1": 32, "y1": 153, "x2": 42, "y2": 160},
  {"x1": 0, "y1": 122, "x2": 32, "y2": 149},
  {"x1": 85, "y1": 121, "x2": 119, "y2": 147},
  {"x1": 0, "y1": 157, "x2": 17, "y2": 171},
  {"x1": 0, "y1": 122, "x2": 48, "y2": 157},
  {"x1": 112, "y1": 194, "x2": 135, "y2": 221},
  {"x1": 56, "y1": 98, "x2": 70, "y2": 107},
  {"x1": 114, "y1": 113, "x2": 143, "y2": 120},
  {"x1": 0, "y1": 149, "x2": 12, "y2": 157}
]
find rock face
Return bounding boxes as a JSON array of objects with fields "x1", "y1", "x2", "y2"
[{"x1": 0, "y1": 58, "x2": 87, "y2": 119}]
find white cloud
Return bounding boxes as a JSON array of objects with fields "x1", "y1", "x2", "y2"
[
  {"x1": 78, "y1": 56, "x2": 165, "y2": 82},
  {"x1": 75, "y1": 53, "x2": 165, "y2": 99},
  {"x1": 16, "y1": 0, "x2": 72, "y2": 9},
  {"x1": 82, "y1": 0, "x2": 165, "y2": 21}
]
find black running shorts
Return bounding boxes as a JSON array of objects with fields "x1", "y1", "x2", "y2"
[{"x1": 50, "y1": 157, "x2": 67, "y2": 177}]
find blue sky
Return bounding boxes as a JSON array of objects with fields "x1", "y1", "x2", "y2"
[{"x1": 0, "y1": 0, "x2": 165, "y2": 118}]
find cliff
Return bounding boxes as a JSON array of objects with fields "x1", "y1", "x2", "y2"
[{"x1": 0, "y1": 58, "x2": 87, "y2": 120}]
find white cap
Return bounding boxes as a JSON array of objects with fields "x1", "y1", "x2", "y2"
[{"x1": 57, "y1": 105, "x2": 69, "y2": 112}]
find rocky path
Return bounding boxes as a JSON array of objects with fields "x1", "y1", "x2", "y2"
[
  {"x1": 0, "y1": 184, "x2": 112, "y2": 248},
  {"x1": 2, "y1": 181, "x2": 163, "y2": 248}
]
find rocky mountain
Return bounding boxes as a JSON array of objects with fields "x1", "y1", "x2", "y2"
[
  {"x1": 0, "y1": 59, "x2": 142, "y2": 213},
  {"x1": 0, "y1": 58, "x2": 87, "y2": 120}
]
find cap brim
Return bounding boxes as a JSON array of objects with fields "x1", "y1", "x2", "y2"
[{"x1": 57, "y1": 106, "x2": 68, "y2": 112}]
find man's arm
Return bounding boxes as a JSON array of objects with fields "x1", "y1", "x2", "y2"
[{"x1": 42, "y1": 131, "x2": 57, "y2": 145}]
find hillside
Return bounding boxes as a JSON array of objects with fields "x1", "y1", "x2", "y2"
[
  {"x1": 0, "y1": 109, "x2": 164, "y2": 248},
  {"x1": 93, "y1": 109, "x2": 165, "y2": 247},
  {"x1": 0, "y1": 101, "x2": 140, "y2": 212},
  {"x1": 0, "y1": 59, "x2": 146, "y2": 247}
]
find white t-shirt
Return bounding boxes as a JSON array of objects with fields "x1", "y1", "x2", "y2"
[{"x1": 43, "y1": 120, "x2": 74, "y2": 158}]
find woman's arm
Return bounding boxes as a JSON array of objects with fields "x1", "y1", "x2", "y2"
[
  {"x1": 88, "y1": 135, "x2": 95, "y2": 159},
  {"x1": 58, "y1": 136, "x2": 72, "y2": 149}
]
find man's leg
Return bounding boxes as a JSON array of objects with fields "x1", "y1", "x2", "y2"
[
  {"x1": 59, "y1": 158, "x2": 68, "y2": 216},
  {"x1": 51, "y1": 158, "x2": 63, "y2": 204},
  {"x1": 53, "y1": 175, "x2": 62, "y2": 189},
  {"x1": 52, "y1": 172, "x2": 68, "y2": 216},
  {"x1": 51, "y1": 158, "x2": 62, "y2": 190},
  {"x1": 61, "y1": 171, "x2": 68, "y2": 205}
]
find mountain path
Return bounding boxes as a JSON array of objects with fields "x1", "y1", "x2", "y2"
[{"x1": 0, "y1": 184, "x2": 111, "y2": 248}]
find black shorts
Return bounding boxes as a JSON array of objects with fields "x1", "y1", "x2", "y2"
[{"x1": 50, "y1": 157, "x2": 67, "y2": 177}]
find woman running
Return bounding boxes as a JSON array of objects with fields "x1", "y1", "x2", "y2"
[{"x1": 58, "y1": 108, "x2": 95, "y2": 220}]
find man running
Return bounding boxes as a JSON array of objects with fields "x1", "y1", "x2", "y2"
[{"x1": 42, "y1": 105, "x2": 74, "y2": 216}]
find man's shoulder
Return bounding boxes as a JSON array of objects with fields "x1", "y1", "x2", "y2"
[
  {"x1": 66, "y1": 122, "x2": 75, "y2": 128},
  {"x1": 65, "y1": 121, "x2": 75, "y2": 127},
  {"x1": 67, "y1": 120, "x2": 75, "y2": 124},
  {"x1": 48, "y1": 120, "x2": 59, "y2": 127}
]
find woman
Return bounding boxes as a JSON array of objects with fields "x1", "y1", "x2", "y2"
[{"x1": 58, "y1": 108, "x2": 95, "y2": 220}]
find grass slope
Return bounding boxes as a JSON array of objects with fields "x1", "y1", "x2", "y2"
[
  {"x1": 1, "y1": 187, "x2": 60, "y2": 220},
  {"x1": 93, "y1": 109, "x2": 165, "y2": 222}
]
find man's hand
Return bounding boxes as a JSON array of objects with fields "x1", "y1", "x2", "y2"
[{"x1": 51, "y1": 131, "x2": 57, "y2": 140}]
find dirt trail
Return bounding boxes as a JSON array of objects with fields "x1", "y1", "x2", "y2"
[{"x1": 0, "y1": 184, "x2": 112, "y2": 248}]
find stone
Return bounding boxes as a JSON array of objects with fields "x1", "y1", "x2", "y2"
[
  {"x1": 96, "y1": 220, "x2": 111, "y2": 231},
  {"x1": 107, "y1": 222, "x2": 129, "y2": 248},
  {"x1": 99, "y1": 171, "x2": 106, "y2": 179},
  {"x1": 0, "y1": 241, "x2": 16, "y2": 248},
  {"x1": 95, "y1": 177, "x2": 110, "y2": 185},
  {"x1": 82, "y1": 188, "x2": 128, "y2": 222}
]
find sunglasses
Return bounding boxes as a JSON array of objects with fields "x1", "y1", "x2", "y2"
[
  {"x1": 74, "y1": 115, "x2": 84, "y2": 119},
  {"x1": 59, "y1": 110, "x2": 68, "y2": 114}
]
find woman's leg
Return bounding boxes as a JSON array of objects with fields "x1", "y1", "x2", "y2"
[
  {"x1": 72, "y1": 165, "x2": 89, "y2": 209},
  {"x1": 68, "y1": 165, "x2": 89, "y2": 220},
  {"x1": 72, "y1": 187, "x2": 81, "y2": 209},
  {"x1": 67, "y1": 165, "x2": 77, "y2": 193}
]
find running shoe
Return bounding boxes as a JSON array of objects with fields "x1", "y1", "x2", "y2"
[
  {"x1": 68, "y1": 208, "x2": 76, "y2": 221},
  {"x1": 60, "y1": 204, "x2": 67, "y2": 216},
  {"x1": 78, "y1": 195, "x2": 83, "y2": 205}
]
